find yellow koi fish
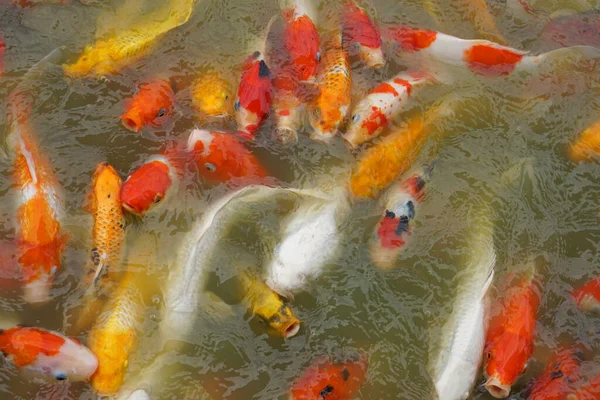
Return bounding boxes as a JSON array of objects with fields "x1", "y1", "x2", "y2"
[
  {"x1": 191, "y1": 69, "x2": 234, "y2": 118},
  {"x1": 569, "y1": 119, "x2": 600, "y2": 162}
]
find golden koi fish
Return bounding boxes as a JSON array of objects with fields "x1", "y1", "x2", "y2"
[
  {"x1": 569, "y1": 119, "x2": 600, "y2": 162},
  {"x1": 191, "y1": 69, "x2": 234, "y2": 118}
]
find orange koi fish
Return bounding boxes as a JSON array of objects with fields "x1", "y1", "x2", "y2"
[
  {"x1": 280, "y1": 0, "x2": 321, "y2": 82},
  {"x1": 571, "y1": 277, "x2": 600, "y2": 314},
  {"x1": 370, "y1": 164, "x2": 433, "y2": 269},
  {"x1": 83, "y1": 162, "x2": 124, "y2": 289},
  {"x1": 120, "y1": 154, "x2": 181, "y2": 216},
  {"x1": 309, "y1": 31, "x2": 351, "y2": 142},
  {"x1": 121, "y1": 79, "x2": 175, "y2": 133},
  {"x1": 528, "y1": 347, "x2": 584, "y2": 400},
  {"x1": 344, "y1": 72, "x2": 432, "y2": 147},
  {"x1": 235, "y1": 17, "x2": 277, "y2": 140},
  {"x1": 187, "y1": 129, "x2": 269, "y2": 184},
  {"x1": 484, "y1": 269, "x2": 540, "y2": 398},
  {"x1": 569, "y1": 120, "x2": 600, "y2": 162},
  {"x1": 568, "y1": 373, "x2": 600, "y2": 400},
  {"x1": 291, "y1": 353, "x2": 368, "y2": 399},
  {"x1": 0, "y1": 327, "x2": 97, "y2": 382},
  {"x1": 8, "y1": 90, "x2": 67, "y2": 304},
  {"x1": 342, "y1": 0, "x2": 384, "y2": 68},
  {"x1": 0, "y1": 33, "x2": 5, "y2": 76}
]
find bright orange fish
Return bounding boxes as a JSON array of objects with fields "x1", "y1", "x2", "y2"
[
  {"x1": 281, "y1": 1, "x2": 321, "y2": 82},
  {"x1": 571, "y1": 277, "x2": 600, "y2": 314},
  {"x1": 8, "y1": 89, "x2": 67, "y2": 304},
  {"x1": 0, "y1": 327, "x2": 97, "y2": 382},
  {"x1": 528, "y1": 347, "x2": 584, "y2": 400},
  {"x1": 569, "y1": 373, "x2": 600, "y2": 400},
  {"x1": 484, "y1": 270, "x2": 540, "y2": 398},
  {"x1": 186, "y1": 129, "x2": 269, "y2": 184},
  {"x1": 290, "y1": 353, "x2": 368, "y2": 399},
  {"x1": 342, "y1": 0, "x2": 384, "y2": 68},
  {"x1": 309, "y1": 31, "x2": 351, "y2": 142},
  {"x1": 569, "y1": 120, "x2": 600, "y2": 162},
  {"x1": 121, "y1": 79, "x2": 175, "y2": 133}
]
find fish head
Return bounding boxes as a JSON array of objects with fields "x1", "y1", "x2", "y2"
[
  {"x1": 41, "y1": 336, "x2": 98, "y2": 382},
  {"x1": 569, "y1": 120, "x2": 600, "y2": 163},
  {"x1": 381, "y1": 26, "x2": 437, "y2": 53},
  {"x1": 235, "y1": 59, "x2": 273, "y2": 139},
  {"x1": 90, "y1": 162, "x2": 122, "y2": 211},
  {"x1": 309, "y1": 98, "x2": 346, "y2": 143},
  {"x1": 192, "y1": 72, "x2": 233, "y2": 118},
  {"x1": 90, "y1": 330, "x2": 134, "y2": 395},
  {"x1": 284, "y1": 14, "x2": 321, "y2": 82},
  {"x1": 120, "y1": 158, "x2": 175, "y2": 216},
  {"x1": 345, "y1": 102, "x2": 386, "y2": 147},
  {"x1": 484, "y1": 334, "x2": 526, "y2": 398},
  {"x1": 401, "y1": 175, "x2": 427, "y2": 201},
  {"x1": 273, "y1": 92, "x2": 302, "y2": 144},
  {"x1": 257, "y1": 292, "x2": 301, "y2": 339},
  {"x1": 121, "y1": 80, "x2": 175, "y2": 133},
  {"x1": 571, "y1": 277, "x2": 600, "y2": 314},
  {"x1": 63, "y1": 44, "x2": 105, "y2": 77},
  {"x1": 357, "y1": 44, "x2": 385, "y2": 68}
]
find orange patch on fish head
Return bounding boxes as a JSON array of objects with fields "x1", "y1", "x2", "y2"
[
  {"x1": 572, "y1": 277, "x2": 600, "y2": 313},
  {"x1": 120, "y1": 160, "x2": 172, "y2": 216},
  {"x1": 121, "y1": 80, "x2": 174, "y2": 132},
  {"x1": 377, "y1": 210, "x2": 408, "y2": 249},
  {"x1": 383, "y1": 26, "x2": 437, "y2": 52},
  {"x1": 484, "y1": 333, "x2": 529, "y2": 397},
  {"x1": 0, "y1": 328, "x2": 65, "y2": 368},
  {"x1": 359, "y1": 107, "x2": 388, "y2": 137},
  {"x1": 402, "y1": 175, "x2": 426, "y2": 200},
  {"x1": 342, "y1": 1, "x2": 382, "y2": 49},
  {"x1": 284, "y1": 15, "x2": 321, "y2": 82},
  {"x1": 463, "y1": 45, "x2": 524, "y2": 76}
]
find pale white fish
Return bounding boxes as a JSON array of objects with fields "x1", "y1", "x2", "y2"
[
  {"x1": 428, "y1": 220, "x2": 496, "y2": 400},
  {"x1": 265, "y1": 188, "x2": 350, "y2": 297}
]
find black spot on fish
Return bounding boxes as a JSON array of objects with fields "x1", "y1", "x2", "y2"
[
  {"x1": 91, "y1": 248, "x2": 100, "y2": 267},
  {"x1": 341, "y1": 368, "x2": 350, "y2": 381},
  {"x1": 157, "y1": 108, "x2": 166, "y2": 118},
  {"x1": 550, "y1": 369, "x2": 564, "y2": 380},
  {"x1": 395, "y1": 215, "x2": 410, "y2": 235},
  {"x1": 107, "y1": 194, "x2": 111, "y2": 199},
  {"x1": 406, "y1": 201, "x2": 415, "y2": 219},
  {"x1": 268, "y1": 314, "x2": 281, "y2": 323},
  {"x1": 258, "y1": 60, "x2": 271, "y2": 78},
  {"x1": 279, "y1": 304, "x2": 289, "y2": 317},
  {"x1": 319, "y1": 385, "x2": 334, "y2": 398},
  {"x1": 385, "y1": 210, "x2": 395, "y2": 219},
  {"x1": 102, "y1": 161, "x2": 109, "y2": 167}
]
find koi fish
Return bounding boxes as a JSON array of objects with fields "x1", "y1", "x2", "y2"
[
  {"x1": 370, "y1": 165, "x2": 434, "y2": 269},
  {"x1": 309, "y1": 31, "x2": 351, "y2": 142},
  {"x1": 272, "y1": 59, "x2": 304, "y2": 144},
  {"x1": 120, "y1": 155, "x2": 181, "y2": 216},
  {"x1": 265, "y1": 189, "x2": 349, "y2": 297},
  {"x1": 569, "y1": 120, "x2": 600, "y2": 162},
  {"x1": 528, "y1": 347, "x2": 584, "y2": 400},
  {"x1": 484, "y1": 267, "x2": 540, "y2": 398},
  {"x1": 342, "y1": 0, "x2": 384, "y2": 68},
  {"x1": 280, "y1": 0, "x2": 321, "y2": 82},
  {"x1": 191, "y1": 70, "x2": 233, "y2": 118},
  {"x1": 234, "y1": 16, "x2": 277, "y2": 140},
  {"x1": 568, "y1": 373, "x2": 600, "y2": 400},
  {"x1": 8, "y1": 90, "x2": 67, "y2": 304},
  {"x1": 0, "y1": 327, "x2": 97, "y2": 382},
  {"x1": 344, "y1": 72, "x2": 432, "y2": 147},
  {"x1": 428, "y1": 216, "x2": 495, "y2": 400},
  {"x1": 571, "y1": 277, "x2": 600, "y2": 314},
  {"x1": 290, "y1": 353, "x2": 368, "y2": 399},
  {"x1": 120, "y1": 80, "x2": 175, "y2": 133},
  {"x1": 82, "y1": 162, "x2": 124, "y2": 291},
  {"x1": 239, "y1": 271, "x2": 301, "y2": 338},
  {"x1": 0, "y1": 33, "x2": 5, "y2": 76},
  {"x1": 186, "y1": 129, "x2": 269, "y2": 184}
]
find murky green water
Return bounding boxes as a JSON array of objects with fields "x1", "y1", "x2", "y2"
[{"x1": 1, "y1": 0, "x2": 600, "y2": 399}]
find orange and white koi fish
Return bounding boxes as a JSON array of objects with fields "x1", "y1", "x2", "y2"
[
  {"x1": 0, "y1": 327, "x2": 97, "y2": 382},
  {"x1": 484, "y1": 268, "x2": 540, "y2": 398},
  {"x1": 120, "y1": 153, "x2": 182, "y2": 216},
  {"x1": 571, "y1": 277, "x2": 600, "y2": 314},
  {"x1": 121, "y1": 79, "x2": 175, "y2": 133},
  {"x1": 528, "y1": 347, "x2": 584, "y2": 400},
  {"x1": 290, "y1": 352, "x2": 368, "y2": 399},
  {"x1": 370, "y1": 164, "x2": 433, "y2": 269},
  {"x1": 7, "y1": 90, "x2": 67, "y2": 304},
  {"x1": 234, "y1": 17, "x2": 277, "y2": 140},
  {"x1": 309, "y1": 31, "x2": 351, "y2": 142},
  {"x1": 569, "y1": 120, "x2": 600, "y2": 162},
  {"x1": 344, "y1": 72, "x2": 431, "y2": 147},
  {"x1": 280, "y1": 0, "x2": 321, "y2": 82},
  {"x1": 187, "y1": 129, "x2": 269, "y2": 184},
  {"x1": 83, "y1": 162, "x2": 124, "y2": 289},
  {"x1": 342, "y1": 0, "x2": 384, "y2": 68}
]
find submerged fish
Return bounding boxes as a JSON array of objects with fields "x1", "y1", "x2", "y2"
[
  {"x1": 191, "y1": 70, "x2": 234, "y2": 118},
  {"x1": 540, "y1": 12, "x2": 600, "y2": 50},
  {"x1": 309, "y1": 30, "x2": 351, "y2": 142},
  {"x1": 83, "y1": 162, "x2": 125, "y2": 290},
  {"x1": 484, "y1": 267, "x2": 540, "y2": 398},
  {"x1": 272, "y1": 63, "x2": 304, "y2": 144},
  {"x1": 265, "y1": 189, "x2": 350, "y2": 297},
  {"x1": 0, "y1": 33, "x2": 5, "y2": 76},
  {"x1": 528, "y1": 347, "x2": 584, "y2": 400},
  {"x1": 569, "y1": 119, "x2": 600, "y2": 162},
  {"x1": 120, "y1": 80, "x2": 175, "y2": 133},
  {"x1": 186, "y1": 129, "x2": 269, "y2": 184},
  {"x1": 344, "y1": 72, "x2": 432, "y2": 147},
  {"x1": 568, "y1": 373, "x2": 600, "y2": 400},
  {"x1": 342, "y1": 0, "x2": 384, "y2": 68},
  {"x1": 428, "y1": 218, "x2": 496, "y2": 400},
  {"x1": 290, "y1": 352, "x2": 368, "y2": 400},
  {"x1": 370, "y1": 165, "x2": 434, "y2": 269},
  {"x1": 239, "y1": 271, "x2": 300, "y2": 338},
  {"x1": 0, "y1": 327, "x2": 97, "y2": 382},
  {"x1": 571, "y1": 277, "x2": 600, "y2": 314}
]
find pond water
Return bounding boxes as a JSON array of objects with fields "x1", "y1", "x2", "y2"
[{"x1": 1, "y1": 0, "x2": 600, "y2": 399}]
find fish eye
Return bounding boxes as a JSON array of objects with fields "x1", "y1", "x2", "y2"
[
  {"x1": 234, "y1": 100, "x2": 241, "y2": 111},
  {"x1": 316, "y1": 52, "x2": 321, "y2": 62},
  {"x1": 153, "y1": 194, "x2": 163, "y2": 204},
  {"x1": 225, "y1": 95, "x2": 229, "y2": 100},
  {"x1": 487, "y1": 352, "x2": 492, "y2": 360},
  {"x1": 205, "y1": 163, "x2": 216, "y2": 172},
  {"x1": 157, "y1": 108, "x2": 166, "y2": 117},
  {"x1": 352, "y1": 114, "x2": 360, "y2": 123},
  {"x1": 55, "y1": 373, "x2": 67, "y2": 381}
]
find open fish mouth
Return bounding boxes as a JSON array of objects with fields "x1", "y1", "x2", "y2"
[
  {"x1": 282, "y1": 319, "x2": 301, "y2": 338},
  {"x1": 485, "y1": 376, "x2": 511, "y2": 398}
]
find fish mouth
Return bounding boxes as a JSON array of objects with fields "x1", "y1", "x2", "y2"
[
  {"x1": 121, "y1": 202, "x2": 143, "y2": 216},
  {"x1": 282, "y1": 319, "x2": 300, "y2": 339},
  {"x1": 121, "y1": 115, "x2": 142, "y2": 133},
  {"x1": 274, "y1": 127, "x2": 298, "y2": 144},
  {"x1": 485, "y1": 376, "x2": 511, "y2": 398}
]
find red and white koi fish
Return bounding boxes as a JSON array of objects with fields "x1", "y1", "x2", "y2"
[
  {"x1": 0, "y1": 326, "x2": 97, "y2": 382},
  {"x1": 280, "y1": 0, "x2": 321, "y2": 82},
  {"x1": 571, "y1": 277, "x2": 600, "y2": 314},
  {"x1": 342, "y1": 0, "x2": 384, "y2": 68},
  {"x1": 7, "y1": 90, "x2": 67, "y2": 304},
  {"x1": 343, "y1": 72, "x2": 431, "y2": 147},
  {"x1": 234, "y1": 17, "x2": 277, "y2": 140},
  {"x1": 370, "y1": 165, "x2": 433, "y2": 269}
]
